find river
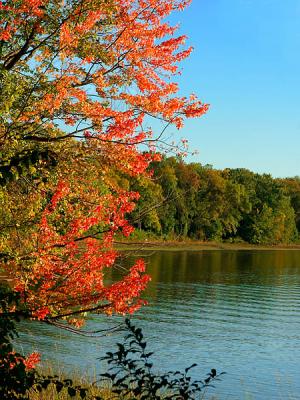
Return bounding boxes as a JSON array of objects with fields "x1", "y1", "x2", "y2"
[{"x1": 16, "y1": 250, "x2": 300, "y2": 399}]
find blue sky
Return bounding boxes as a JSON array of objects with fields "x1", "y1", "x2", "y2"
[{"x1": 167, "y1": 0, "x2": 300, "y2": 177}]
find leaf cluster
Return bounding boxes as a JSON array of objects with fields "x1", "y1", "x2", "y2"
[
  {"x1": 100, "y1": 318, "x2": 223, "y2": 399},
  {"x1": 0, "y1": 148, "x2": 57, "y2": 186}
]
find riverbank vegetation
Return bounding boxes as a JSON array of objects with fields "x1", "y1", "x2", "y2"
[{"x1": 124, "y1": 157, "x2": 300, "y2": 245}]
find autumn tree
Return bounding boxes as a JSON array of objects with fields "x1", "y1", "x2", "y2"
[{"x1": 0, "y1": 0, "x2": 208, "y2": 334}]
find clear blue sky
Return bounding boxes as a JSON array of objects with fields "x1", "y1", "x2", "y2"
[{"x1": 167, "y1": 0, "x2": 300, "y2": 178}]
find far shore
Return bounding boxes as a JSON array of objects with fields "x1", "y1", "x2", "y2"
[
  {"x1": 1, "y1": 241, "x2": 299, "y2": 282},
  {"x1": 115, "y1": 239, "x2": 300, "y2": 252}
]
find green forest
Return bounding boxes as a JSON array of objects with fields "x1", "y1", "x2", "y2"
[{"x1": 126, "y1": 157, "x2": 300, "y2": 245}]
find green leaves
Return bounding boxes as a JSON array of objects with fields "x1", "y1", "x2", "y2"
[
  {"x1": 0, "y1": 149, "x2": 57, "y2": 186},
  {"x1": 130, "y1": 157, "x2": 299, "y2": 244}
]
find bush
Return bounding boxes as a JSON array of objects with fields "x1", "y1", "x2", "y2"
[
  {"x1": 0, "y1": 285, "x2": 89, "y2": 399},
  {"x1": 100, "y1": 318, "x2": 223, "y2": 399}
]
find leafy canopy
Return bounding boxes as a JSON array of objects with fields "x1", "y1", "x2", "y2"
[{"x1": 0, "y1": 0, "x2": 208, "y2": 325}]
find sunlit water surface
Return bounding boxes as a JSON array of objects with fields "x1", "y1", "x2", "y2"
[{"x1": 17, "y1": 250, "x2": 300, "y2": 399}]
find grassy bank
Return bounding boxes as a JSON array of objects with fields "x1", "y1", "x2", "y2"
[
  {"x1": 28, "y1": 366, "x2": 109, "y2": 400},
  {"x1": 115, "y1": 238, "x2": 300, "y2": 252},
  {"x1": 29, "y1": 365, "x2": 218, "y2": 400}
]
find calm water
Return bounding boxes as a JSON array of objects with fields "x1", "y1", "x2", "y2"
[{"x1": 17, "y1": 250, "x2": 300, "y2": 399}]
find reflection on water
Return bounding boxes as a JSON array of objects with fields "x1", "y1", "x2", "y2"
[{"x1": 17, "y1": 250, "x2": 300, "y2": 400}]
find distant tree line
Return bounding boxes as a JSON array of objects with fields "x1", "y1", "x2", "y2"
[{"x1": 125, "y1": 157, "x2": 300, "y2": 245}]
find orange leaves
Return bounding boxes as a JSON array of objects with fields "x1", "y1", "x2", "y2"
[
  {"x1": 184, "y1": 102, "x2": 210, "y2": 118},
  {"x1": 0, "y1": 351, "x2": 40, "y2": 371},
  {"x1": 17, "y1": 0, "x2": 46, "y2": 16},
  {"x1": 9, "y1": 180, "x2": 148, "y2": 323},
  {"x1": 60, "y1": 23, "x2": 73, "y2": 47},
  {"x1": 0, "y1": 0, "x2": 46, "y2": 44},
  {"x1": 103, "y1": 259, "x2": 150, "y2": 315},
  {"x1": 1, "y1": 0, "x2": 208, "y2": 143},
  {"x1": 0, "y1": 28, "x2": 11, "y2": 41},
  {"x1": 32, "y1": 307, "x2": 51, "y2": 320},
  {"x1": 23, "y1": 352, "x2": 41, "y2": 370},
  {"x1": 48, "y1": 181, "x2": 70, "y2": 210}
]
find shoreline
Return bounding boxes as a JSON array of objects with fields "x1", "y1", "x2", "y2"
[{"x1": 115, "y1": 240, "x2": 300, "y2": 251}]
